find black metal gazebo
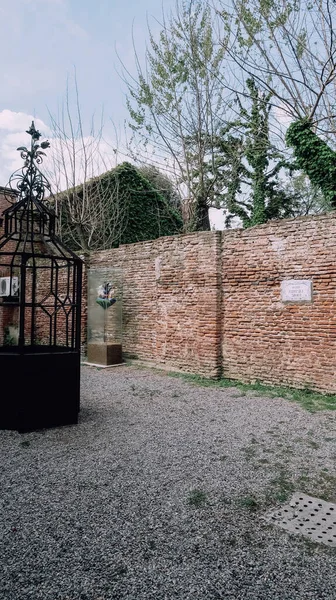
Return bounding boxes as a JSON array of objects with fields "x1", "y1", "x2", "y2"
[{"x1": 0, "y1": 122, "x2": 82, "y2": 432}]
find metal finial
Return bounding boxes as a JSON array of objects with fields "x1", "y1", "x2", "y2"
[{"x1": 5, "y1": 121, "x2": 51, "y2": 205}]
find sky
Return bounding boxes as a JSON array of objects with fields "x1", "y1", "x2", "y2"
[
  {"x1": 0, "y1": 0, "x2": 174, "y2": 123},
  {"x1": 0, "y1": 0, "x2": 225, "y2": 228}
]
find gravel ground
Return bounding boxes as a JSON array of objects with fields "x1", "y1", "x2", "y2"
[{"x1": 1, "y1": 364, "x2": 336, "y2": 600}]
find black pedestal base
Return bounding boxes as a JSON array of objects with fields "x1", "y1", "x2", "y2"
[{"x1": 0, "y1": 347, "x2": 80, "y2": 432}]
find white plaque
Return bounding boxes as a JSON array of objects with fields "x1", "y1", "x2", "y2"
[{"x1": 281, "y1": 279, "x2": 312, "y2": 302}]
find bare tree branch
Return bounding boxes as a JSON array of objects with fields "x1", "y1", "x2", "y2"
[{"x1": 47, "y1": 75, "x2": 128, "y2": 253}]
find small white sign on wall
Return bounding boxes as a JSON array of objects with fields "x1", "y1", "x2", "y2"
[{"x1": 281, "y1": 279, "x2": 313, "y2": 303}]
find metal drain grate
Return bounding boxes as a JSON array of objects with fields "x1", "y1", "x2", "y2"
[{"x1": 264, "y1": 492, "x2": 336, "y2": 547}]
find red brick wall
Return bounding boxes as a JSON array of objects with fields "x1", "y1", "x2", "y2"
[
  {"x1": 4, "y1": 183, "x2": 335, "y2": 393},
  {"x1": 90, "y1": 211, "x2": 336, "y2": 393},
  {"x1": 0, "y1": 193, "x2": 4, "y2": 340},
  {"x1": 0, "y1": 190, "x2": 10, "y2": 236},
  {"x1": 0, "y1": 190, "x2": 15, "y2": 344},
  {"x1": 221, "y1": 213, "x2": 336, "y2": 392},
  {"x1": 0, "y1": 188, "x2": 10, "y2": 220},
  {"x1": 80, "y1": 258, "x2": 88, "y2": 354},
  {"x1": 90, "y1": 232, "x2": 222, "y2": 377}
]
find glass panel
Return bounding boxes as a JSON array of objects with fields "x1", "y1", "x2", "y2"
[
  {"x1": 0, "y1": 305, "x2": 20, "y2": 346},
  {"x1": 0, "y1": 264, "x2": 20, "y2": 347},
  {"x1": 0, "y1": 256, "x2": 79, "y2": 349},
  {"x1": 87, "y1": 267, "x2": 122, "y2": 345}
]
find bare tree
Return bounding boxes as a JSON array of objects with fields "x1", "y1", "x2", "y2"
[
  {"x1": 282, "y1": 172, "x2": 333, "y2": 216},
  {"x1": 47, "y1": 77, "x2": 128, "y2": 253},
  {"x1": 217, "y1": 0, "x2": 336, "y2": 141}
]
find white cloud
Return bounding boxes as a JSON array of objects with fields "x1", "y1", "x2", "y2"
[
  {"x1": 0, "y1": 110, "x2": 49, "y2": 134},
  {"x1": 0, "y1": 109, "x2": 121, "y2": 191},
  {"x1": 0, "y1": 110, "x2": 51, "y2": 185}
]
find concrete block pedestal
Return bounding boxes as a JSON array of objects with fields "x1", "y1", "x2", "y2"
[{"x1": 87, "y1": 342, "x2": 122, "y2": 366}]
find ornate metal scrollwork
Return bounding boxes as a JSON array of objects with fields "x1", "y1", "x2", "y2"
[{"x1": 5, "y1": 121, "x2": 52, "y2": 205}]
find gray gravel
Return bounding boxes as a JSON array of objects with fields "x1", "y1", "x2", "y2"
[{"x1": 1, "y1": 364, "x2": 336, "y2": 600}]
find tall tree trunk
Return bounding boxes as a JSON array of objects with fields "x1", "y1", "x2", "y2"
[{"x1": 194, "y1": 197, "x2": 211, "y2": 231}]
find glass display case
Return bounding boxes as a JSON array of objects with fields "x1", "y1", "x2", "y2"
[{"x1": 87, "y1": 267, "x2": 123, "y2": 365}]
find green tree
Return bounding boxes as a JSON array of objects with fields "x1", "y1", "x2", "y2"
[
  {"x1": 218, "y1": 1, "x2": 336, "y2": 209},
  {"x1": 241, "y1": 79, "x2": 295, "y2": 226},
  {"x1": 286, "y1": 118, "x2": 336, "y2": 208},
  {"x1": 124, "y1": 0, "x2": 229, "y2": 231},
  {"x1": 114, "y1": 162, "x2": 183, "y2": 246},
  {"x1": 136, "y1": 164, "x2": 182, "y2": 211},
  {"x1": 197, "y1": 79, "x2": 295, "y2": 227}
]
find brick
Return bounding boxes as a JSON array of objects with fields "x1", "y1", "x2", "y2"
[
  {"x1": 3, "y1": 188, "x2": 336, "y2": 393},
  {"x1": 89, "y1": 211, "x2": 336, "y2": 392}
]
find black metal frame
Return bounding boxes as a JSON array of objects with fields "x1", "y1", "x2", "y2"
[{"x1": 0, "y1": 122, "x2": 83, "y2": 432}]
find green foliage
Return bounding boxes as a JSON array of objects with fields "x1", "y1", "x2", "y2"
[
  {"x1": 225, "y1": 0, "x2": 336, "y2": 145},
  {"x1": 244, "y1": 78, "x2": 272, "y2": 226},
  {"x1": 136, "y1": 164, "x2": 181, "y2": 210},
  {"x1": 238, "y1": 495, "x2": 260, "y2": 510},
  {"x1": 163, "y1": 370, "x2": 336, "y2": 413},
  {"x1": 286, "y1": 119, "x2": 336, "y2": 208},
  {"x1": 231, "y1": 0, "x2": 297, "y2": 49},
  {"x1": 125, "y1": 0, "x2": 334, "y2": 229},
  {"x1": 126, "y1": 0, "x2": 228, "y2": 232},
  {"x1": 239, "y1": 79, "x2": 297, "y2": 226},
  {"x1": 114, "y1": 163, "x2": 183, "y2": 246},
  {"x1": 201, "y1": 78, "x2": 295, "y2": 227},
  {"x1": 58, "y1": 162, "x2": 183, "y2": 251},
  {"x1": 187, "y1": 489, "x2": 208, "y2": 507}
]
